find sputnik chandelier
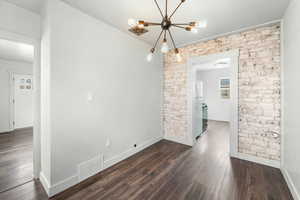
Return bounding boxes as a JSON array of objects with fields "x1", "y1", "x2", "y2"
[{"x1": 128, "y1": 0, "x2": 207, "y2": 62}]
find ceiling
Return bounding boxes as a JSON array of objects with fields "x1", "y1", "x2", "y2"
[
  {"x1": 61, "y1": 0, "x2": 290, "y2": 45},
  {"x1": 3, "y1": 0, "x2": 290, "y2": 45},
  {"x1": 0, "y1": 39, "x2": 34, "y2": 63},
  {"x1": 3, "y1": 0, "x2": 43, "y2": 14}
]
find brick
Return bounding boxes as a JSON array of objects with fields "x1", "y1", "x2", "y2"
[{"x1": 163, "y1": 24, "x2": 281, "y2": 161}]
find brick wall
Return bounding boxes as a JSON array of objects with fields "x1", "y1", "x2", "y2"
[{"x1": 163, "y1": 24, "x2": 281, "y2": 161}]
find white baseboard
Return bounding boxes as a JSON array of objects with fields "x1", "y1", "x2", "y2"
[
  {"x1": 49, "y1": 175, "x2": 78, "y2": 197},
  {"x1": 231, "y1": 152, "x2": 281, "y2": 168},
  {"x1": 40, "y1": 136, "x2": 163, "y2": 197},
  {"x1": 40, "y1": 171, "x2": 78, "y2": 197},
  {"x1": 164, "y1": 135, "x2": 193, "y2": 146},
  {"x1": 0, "y1": 129, "x2": 13, "y2": 134},
  {"x1": 39, "y1": 172, "x2": 50, "y2": 196},
  {"x1": 103, "y1": 136, "x2": 163, "y2": 170},
  {"x1": 281, "y1": 167, "x2": 300, "y2": 200}
]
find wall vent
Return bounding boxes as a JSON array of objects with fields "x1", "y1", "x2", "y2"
[{"x1": 78, "y1": 155, "x2": 103, "y2": 182}]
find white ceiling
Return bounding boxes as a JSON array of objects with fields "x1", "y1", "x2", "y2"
[
  {"x1": 61, "y1": 0, "x2": 290, "y2": 45},
  {"x1": 3, "y1": 0, "x2": 290, "y2": 46},
  {"x1": 3, "y1": 0, "x2": 44, "y2": 14},
  {"x1": 0, "y1": 39, "x2": 34, "y2": 63}
]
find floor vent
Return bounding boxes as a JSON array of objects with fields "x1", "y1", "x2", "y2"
[{"x1": 78, "y1": 155, "x2": 103, "y2": 182}]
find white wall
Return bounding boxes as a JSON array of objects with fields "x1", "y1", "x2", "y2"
[
  {"x1": 283, "y1": 0, "x2": 300, "y2": 199},
  {"x1": 196, "y1": 68, "x2": 231, "y2": 122},
  {"x1": 0, "y1": 59, "x2": 33, "y2": 133},
  {"x1": 0, "y1": 1, "x2": 41, "y2": 39},
  {"x1": 41, "y1": 0, "x2": 162, "y2": 194}
]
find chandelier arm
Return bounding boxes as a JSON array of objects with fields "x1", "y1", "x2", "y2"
[
  {"x1": 153, "y1": 29, "x2": 164, "y2": 49},
  {"x1": 172, "y1": 23, "x2": 190, "y2": 26},
  {"x1": 167, "y1": 29, "x2": 177, "y2": 49},
  {"x1": 169, "y1": 0, "x2": 185, "y2": 19},
  {"x1": 172, "y1": 24, "x2": 186, "y2": 29},
  {"x1": 154, "y1": 0, "x2": 164, "y2": 18},
  {"x1": 138, "y1": 21, "x2": 162, "y2": 27},
  {"x1": 145, "y1": 22, "x2": 162, "y2": 26}
]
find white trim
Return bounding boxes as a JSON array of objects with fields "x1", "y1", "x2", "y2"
[
  {"x1": 0, "y1": 30, "x2": 41, "y2": 180},
  {"x1": 164, "y1": 135, "x2": 193, "y2": 146},
  {"x1": 40, "y1": 171, "x2": 78, "y2": 197},
  {"x1": 281, "y1": 167, "x2": 300, "y2": 200},
  {"x1": 187, "y1": 50, "x2": 239, "y2": 157},
  {"x1": 48, "y1": 175, "x2": 78, "y2": 197},
  {"x1": 178, "y1": 20, "x2": 281, "y2": 48},
  {"x1": 77, "y1": 155, "x2": 104, "y2": 182},
  {"x1": 279, "y1": 19, "x2": 299, "y2": 200},
  {"x1": 9, "y1": 72, "x2": 15, "y2": 131},
  {"x1": 103, "y1": 136, "x2": 163, "y2": 169},
  {"x1": 280, "y1": 19, "x2": 285, "y2": 167},
  {"x1": 232, "y1": 152, "x2": 281, "y2": 168},
  {"x1": 161, "y1": 55, "x2": 165, "y2": 143},
  {"x1": 42, "y1": 136, "x2": 163, "y2": 197},
  {"x1": 39, "y1": 172, "x2": 51, "y2": 196}
]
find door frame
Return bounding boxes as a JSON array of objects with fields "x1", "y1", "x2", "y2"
[
  {"x1": 9, "y1": 72, "x2": 33, "y2": 131},
  {"x1": 0, "y1": 29, "x2": 41, "y2": 179},
  {"x1": 187, "y1": 50, "x2": 239, "y2": 157}
]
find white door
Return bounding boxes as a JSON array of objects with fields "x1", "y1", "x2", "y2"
[{"x1": 13, "y1": 74, "x2": 33, "y2": 129}]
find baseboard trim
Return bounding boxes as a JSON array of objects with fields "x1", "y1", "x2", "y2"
[
  {"x1": 41, "y1": 136, "x2": 163, "y2": 197},
  {"x1": 164, "y1": 135, "x2": 193, "y2": 146},
  {"x1": 103, "y1": 136, "x2": 163, "y2": 170},
  {"x1": 0, "y1": 129, "x2": 13, "y2": 135},
  {"x1": 0, "y1": 127, "x2": 33, "y2": 135},
  {"x1": 49, "y1": 175, "x2": 78, "y2": 197},
  {"x1": 281, "y1": 167, "x2": 300, "y2": 200},
  {"x1": 39, "y1": 172, "x2": 50, "y2": 196},
  {"x1": 231, "y1": 152, "x2": 281, "y2": 169},
  {"x1": 14, "y1": 126, "x2": 33, "y2": 131}
]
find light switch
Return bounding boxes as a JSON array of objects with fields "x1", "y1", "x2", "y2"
[
  {"x1": 87, "y1": 92, "x2": 93, "y2": 102},
  {"x1": 106, "y1": 139, "x2": 111, "y2": 147}
]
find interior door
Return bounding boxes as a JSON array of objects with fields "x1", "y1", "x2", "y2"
[{"x1": 13, "y1": 74, "x2": 33, "y2": 129}]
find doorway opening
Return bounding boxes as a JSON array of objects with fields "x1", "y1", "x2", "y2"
[
  {"x1": 187, "y1": 50, "x2": 239, "y2": 157},
  {"x1": 0, "y1": 38, "x2": 35, "y2": 193}
]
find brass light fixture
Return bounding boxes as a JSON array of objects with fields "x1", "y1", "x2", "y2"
[{"x1": 128, "y1": 0, "x2": 207, "y2": 62}]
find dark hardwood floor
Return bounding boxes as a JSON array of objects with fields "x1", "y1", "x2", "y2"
[
  {"x1": 0, "y1": 122, "x2": 293, "y2": 200},
  {"x1": 0, "y1": 128, "x2": 33, "y2": 193}
]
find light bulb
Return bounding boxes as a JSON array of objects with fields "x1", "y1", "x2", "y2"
[
  {"x1": 137, "y1": 23, "x2": 144, "y2": 29},
  {"x1": 147, "y1": 52, "x2": 153, "y2": 62},
  {"x1": 176, "y1": 53, "x2": 182, "y2": 62},
  {"x1": 175, "y1": 48, "x2": 182, "y2": 62},
  {"x1": 195, "y1": 20, "x2": 207, "y2": 28},
  {"x1": 128, "y1": 18, "x2": 137, "y2": 27},
  {"x1": 191, "y1": 27, "x2": 198, "y2": 34},
  {"x1": 161, "y1": 40, "x2": 169, "y2": 53}
]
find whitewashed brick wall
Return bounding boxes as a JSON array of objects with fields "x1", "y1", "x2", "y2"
[{"x1": 163, "y1": 24, "x2": 281, "y2": 161}]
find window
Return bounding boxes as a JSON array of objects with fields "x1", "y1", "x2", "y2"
[{"x1": 220, "y1": 78, "x2": 230, "y2": 99}]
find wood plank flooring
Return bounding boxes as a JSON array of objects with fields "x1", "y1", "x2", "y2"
[
  {"x1": 0, "y1": 128, "x2": 33, "y2": 193},
  {"x1": 0, "y1": 121, "x2": 293, "y2": 200}
]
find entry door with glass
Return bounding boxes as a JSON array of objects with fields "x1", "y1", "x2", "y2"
[{"x1": 13, "y1": 74, "x2": 33, "y2": 129}]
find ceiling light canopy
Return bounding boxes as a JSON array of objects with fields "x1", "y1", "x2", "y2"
[{"x1": 128, "y1": 0, "x2": 207, "y2": 62}]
